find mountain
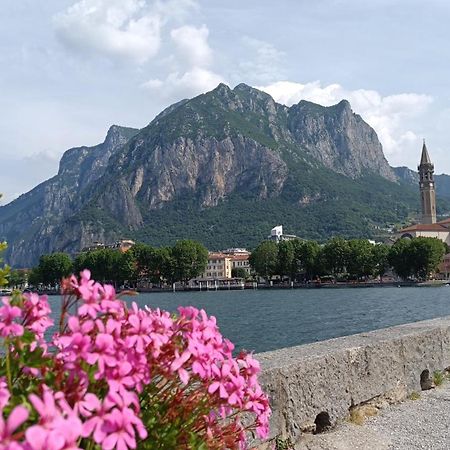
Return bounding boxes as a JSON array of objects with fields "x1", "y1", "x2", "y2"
[
  {"x1": 0, "y1": 125, "x2": 139, "y2": 267},
  {"x1": 0, "y1": 83, "x2": 442, "y2": 267},
  {"x1": 394, "y1": 166, "x2": 450, "y2": 200}
]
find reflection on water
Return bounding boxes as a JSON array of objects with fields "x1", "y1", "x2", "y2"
[{"x1": 48, "y1": 287, "x2": 450, "y2": 354}]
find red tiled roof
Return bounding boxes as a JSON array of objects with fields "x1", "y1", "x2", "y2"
[
  {"x1": 208, "y1": 253, "x2": 229, "y2": 259},
  {"x1": 400, "y1": 223, "x2": 448, "y2": 232},
  {"x1": 230, "y1": 254, "x2": 250, "y2": 260},
  {"x1": 437, "y1": 217, "x2": 450, "y2": 225}
]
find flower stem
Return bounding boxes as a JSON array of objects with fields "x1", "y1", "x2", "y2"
[{"x1": 5, "y1": 338, "x2": 12, "y2": 390}]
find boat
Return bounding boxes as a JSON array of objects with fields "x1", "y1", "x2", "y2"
[{"x1": 0, "y1": 289, "x2": 12, "y2": 296}]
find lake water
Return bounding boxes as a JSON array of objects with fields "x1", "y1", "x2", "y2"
[{"x1": 48, "y1": 287, "x2": 450, "y2": 354}]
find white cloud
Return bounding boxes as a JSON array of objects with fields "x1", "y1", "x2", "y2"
[
  {"x1": 258, "y1": 80, "x2": 433, "y2": 163},
  {"x1": 152, "y1": 0, "x2": 199, "y2": 22},
  {"x1": 238, "y1": 37, "x2": 286, "y2": 83},
  {"x1": 53, "y1": 0, "x2": 162, "y2": 64},
  {"x1": 171, "y1": 25, "x2": 212, "y2": 67},
  {"x1": 142, "y1": 67, "x2": 224, "y2": 99},
  {"x1": 142, "y1": 23, "x2": 224, "y2": 99}
]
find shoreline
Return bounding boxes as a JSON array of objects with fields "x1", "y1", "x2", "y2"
[{"x1": 32, "y1": 280, "x2": 448, "y2": 296}]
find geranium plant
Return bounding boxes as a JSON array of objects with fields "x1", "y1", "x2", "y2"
[{"x1": 0, "y1": 270, "x2": 270, "y2": 449}]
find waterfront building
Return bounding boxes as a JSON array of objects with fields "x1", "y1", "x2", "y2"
[
  {"x1": 222, "y1": 248, "x2": 252, "y2": 276},
  {"x1": 202, "y1": 252, "x2": 233, "y2": 279},
  {"x1": 189, "y1": 250, "x2": 249, "y2": 289}
]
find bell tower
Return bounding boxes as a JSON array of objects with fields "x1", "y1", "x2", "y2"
[{"x1": 418, "y1": 140, "x2": 436, "y2": 224}]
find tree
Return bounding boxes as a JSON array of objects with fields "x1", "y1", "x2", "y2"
[
  {"x1": 35, "y1": 253, "x2": 73, "y2": 287},
  {"x1": 347, "y1": 239, "x2": 376, "y2": 279},
  {"x1": 389, "y1": 238, "x2": 412, "y2": 280},
  {"x1": 28, "y1": 267, "x2": 42, "y2": 288},
  {"x1": 8, "y1": 269, "x2": 28, "y2": 289},
  {"x1": 130, "y1": 243, "x2": 167, "y2": 285},
  {"x1": 74, "y1": 250, "x2": 105, "y2": 282},
  {"x1": 0, "y1": 241, "x2": 9, "y2": 287},
  {"x1": 249, "y1": 241, "x2": 278, "y2": 281},
  {"x1": 171, "y1": 240, "x2": 208, "y2": 283},
  {"x1": 110, "y1": 251, "x2": 135, "y2": 287},
  {"x1": 372, "y1": 244, "x2": 391, "y2": 281},
  {"x1": 277, "y1": 241, "x2": 294, "y2": 280},
  {"x1": 75, "y1": 248, "x2": 137, "y2": 287},
  {"x1": 231, "y1": 267, "x2": 248, "y2": 279},
  {"x1": 130, "y1": 243, "x2": 154, "y2": 280},
  {"x1": 292, "y1": 239, "x2": 321, "y2": 281},
  {"x1": 321, "y1": 237, "x2": 350, "y2": 276},
  {"x1": 408, "y1": 237, "x2": 446, "y2": 280},
  {"x1": 159, "y1": 247, "x2": 175, "y2": 284}
]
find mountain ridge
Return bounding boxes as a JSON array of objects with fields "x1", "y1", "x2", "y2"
[{"x1": 1, "y1": 83, "x2": 447, "y2": 267}]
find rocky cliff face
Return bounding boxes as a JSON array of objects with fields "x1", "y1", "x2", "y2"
[
  {"x1": 0, "y1": 126, "x2": 139, "y2": 267},
  {"x1": 0, "y1": 84, "x2": 415, "y2": 267},
  {"x1": 288, "y1": 100, "x2": 395, "y2": 180}
]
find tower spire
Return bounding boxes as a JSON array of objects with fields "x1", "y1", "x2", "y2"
[
  {"x1": 418, "y1": 141, "x2": 436, "y2": 224},
  {"x1": 420, "y1": 139, "x2": 432, "y2": 165}
]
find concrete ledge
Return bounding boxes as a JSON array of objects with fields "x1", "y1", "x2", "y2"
[{"x1": 257, "y1": 316, "x2": 450, "y2": 441}]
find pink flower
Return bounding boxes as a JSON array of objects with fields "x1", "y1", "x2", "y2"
[
  {"x1": 78, "y1": 394, "x2": 111, "y2": 444},
  {"x1": 0, "y1": 405, "x2": 29, "y2": 444},
  {"x1": 0, "y1": 378, "x2": 10, "y2": 409},
  {"x1": 102, "y1": 407, "x2": 147, "y2": 450},
  {"x1": 22, "y1": 293, "x2": 53, "y2": 339},
  {"x1": 0, "y1": 298, "x2": 23, "y2": 338},
  {"x1": 26, "y1": 388, "x2": 83, "y2": 450},
  {"x1": 0, "y1": 271, "x2": 271, "y2": 449},
  {"x1": 125, "y1": 305, "x2": 152, "y2": 353},
  {"x1": 57, "y1": 317, "x2": 93, "y2": 365},
  {"x1": 170, "y1": 349, "x2": 191, "y2": 385},
  {"x1": 87, "y1": 333, "x2": 117, "y2": 375}
]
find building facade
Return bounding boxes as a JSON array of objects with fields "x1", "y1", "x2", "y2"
[
  {"x1": 223, "y1": 248, "x2": 252, "y2": 276},
  {"x1": 202, "y1": 253, "x2": 232, "y2": 279}
]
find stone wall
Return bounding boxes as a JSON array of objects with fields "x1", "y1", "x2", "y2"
[{"x1": 257, "y1": 316, "x2": 450, "y2": 442}]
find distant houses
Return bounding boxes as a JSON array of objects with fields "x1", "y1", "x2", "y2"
[{"x1": 81, "y1": 239, "x2": 135, "y2": 253}]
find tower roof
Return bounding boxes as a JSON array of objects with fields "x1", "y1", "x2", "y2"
[{"x1": 420, "y1": 141, "x2": 432, "y2": 165}]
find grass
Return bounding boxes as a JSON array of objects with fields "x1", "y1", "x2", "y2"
[
  {"x1": 274, "y1": 435, "x2": 294, "y2": 450},
  {"x1": 408, "y1": 391, "x2": 421, "y2": 400},
  {"x1": 348, "y1": 405, "x2": 378, "y2": 425},
  {"x1": 433, "y1": 370, "x2": 445, "y2": 387}
]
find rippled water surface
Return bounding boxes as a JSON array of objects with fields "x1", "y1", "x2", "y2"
[{"x1": 49, "y1": 287, "x2": 450, "y2": 353}]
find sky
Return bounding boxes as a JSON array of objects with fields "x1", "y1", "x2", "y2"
[{"x1": 2, "y1": 0, "x2": 450, "y2": 204}]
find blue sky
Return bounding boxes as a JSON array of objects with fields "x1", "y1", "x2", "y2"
[{"x1": 2, "y1": 0, "x2": 450, "y2": 203}]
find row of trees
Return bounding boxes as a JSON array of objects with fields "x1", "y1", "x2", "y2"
[
  {"x1": 26, "y1": 236, "x2": 448, "y2": 288},
  {"x1": 29, "y1": 240, "x2": 208, "y2": 288},
  {"x1": 249, "y1": 237, "x2": 447, "y2": 282}
]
